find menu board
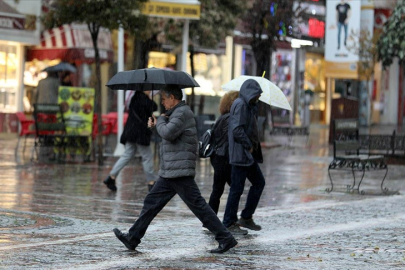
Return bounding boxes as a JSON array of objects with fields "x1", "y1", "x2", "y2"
[{"x1": 58, "y1": 86, "x2": 95, "y2": 136}]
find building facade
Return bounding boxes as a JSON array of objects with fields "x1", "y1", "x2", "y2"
[{"x1": 0, "y1": 0, "x2": 41, "y2": 131}]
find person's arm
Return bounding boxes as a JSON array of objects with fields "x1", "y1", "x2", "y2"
[
  {"x1": 152, "y1": 100, "x2": 158, "y2": 112},
  {"x1": 34, "y1": 82, "x2": 41, "y2": 103},
  {"x1": 230, "y1": 103, "x2": 252, "y2": 150},
  {"x1": 345, "y1": 6, "x2": 351, "y2": 24},
  {"x1": 156, "y1": 109, "x2": 186, "y2": 141},
  {"x1": 336, "y1": 5, "x2": 339, "y2": 23}
]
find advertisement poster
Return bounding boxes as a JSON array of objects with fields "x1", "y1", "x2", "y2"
[
  {"x1": 57, "y1": 86, "x2": 95, "y2": 136},
  {"x1": 325, "y1": 0, "x2": 361, "y2": 78}
]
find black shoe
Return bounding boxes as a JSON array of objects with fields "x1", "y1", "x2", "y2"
[
  {"x1": 210, "y1": 237, "x2": 238, "y2": 254},
  {"x1": 237, "y1": 217, "x2": 262, "y2": 231},
  {"x1": 113, "y1": 228, "x2": 137, "y2": 250},
  {"x1": 104, "y1": 176, "x2": 117, "y2": 191},
  {"x1": 226, "y1": 224, "x2": 248, "y2": 235}
]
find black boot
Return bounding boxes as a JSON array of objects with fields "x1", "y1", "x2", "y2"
[
  {"x1": 103, "y1": 176, "x2": 117, "y2": 191},
  {"x1": 210, "y1": 238, "x2": 237, "y2": 253},
  {"x1": 113, "y1": 228, "x2": 137, "y2": 250}
]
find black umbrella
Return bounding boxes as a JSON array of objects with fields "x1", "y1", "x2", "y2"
[
  {"x1": 106, "y1": 67, "x2": 200, "y2": 91},
  {"x1": 42, "y1": 62, "x2": 77, "y2": 73}
]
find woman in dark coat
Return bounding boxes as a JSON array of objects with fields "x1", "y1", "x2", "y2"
[
  {"x1": 103, "y1": 91, "x2": 158, "y2": 192},
  {"x1": 208, "y1": 91, "x2": 239, "y2": 215}
]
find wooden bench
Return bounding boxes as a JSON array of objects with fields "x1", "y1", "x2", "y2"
[
  {"x1": 33, "y1": 104, "x2": 90, "y2": 162},
  {"x1": 327, "y1": 119, "x2": 389, "y2": 195}
]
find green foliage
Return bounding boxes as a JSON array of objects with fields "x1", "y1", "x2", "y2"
[
  {"x1": 41, "y1": 0, "x2": 149, "y2": 165},
  {"x1": 42, "y1": 0, "x2": 148, "y2": 33},
  {"x1": 164, "y1": 0, "x2": 247, "y2": 48},
  {"x1": 377, "y1": 0, "x2": 405, "y2": 67}
]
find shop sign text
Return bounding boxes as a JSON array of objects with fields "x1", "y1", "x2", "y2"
[
  {"x1": 142, "y1": 1, "x2": 200, "y2": 19},
  {"x1": 0, "y1": 15, "x2": 25, "y2": 30}
]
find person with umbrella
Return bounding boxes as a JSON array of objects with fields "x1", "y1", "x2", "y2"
[
  {"x1": 113, "y1": 85, "x2": 237, "y2": 254},
  {"x1": 222, "y1": 79, "x2": 265, "y2": 232},
  {"x1": 35, "y1": 71, "x2": 60, "y2": 104},
  {"x1": 205, "y1": 91, "x2": 249, "y2": 234},
  {"x1": 103, "y1": 90, "x2": 158, "y2": 192}
]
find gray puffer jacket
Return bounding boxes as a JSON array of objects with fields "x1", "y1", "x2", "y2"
[{"x1": 156, "y1": 101, "x2": 198, "y2": 178}]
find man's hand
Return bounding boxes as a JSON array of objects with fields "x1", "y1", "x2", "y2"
[
  {"x1": 148, "y1": 115, "x2": 157, "y2": 128},
  {"x1": 249, "y1": 147, "x2": 253, "y2": 153}
]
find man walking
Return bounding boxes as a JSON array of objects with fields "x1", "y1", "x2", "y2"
[
  {"x1": 113, "y1": 85, "x2": 237, "y2": 254},
  {"x1": 222, "y1": 79, "x2": 266, "y2": 233}
]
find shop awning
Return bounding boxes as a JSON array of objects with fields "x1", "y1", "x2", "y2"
[{"x1": 27, "y1": 24, "x2": 114, "y2": 64}]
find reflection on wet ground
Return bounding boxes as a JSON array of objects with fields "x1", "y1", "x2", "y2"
[
  {"x1": 2, "y1": 126, "x2": 405, "y2": 223},
  {"x1": 1, "y1": 125, "x2": 405, "y2": 269}
]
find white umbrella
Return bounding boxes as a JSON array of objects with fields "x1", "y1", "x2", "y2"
[{"x1": 221, "y1": 75, "x2": 292, "y2": 111}]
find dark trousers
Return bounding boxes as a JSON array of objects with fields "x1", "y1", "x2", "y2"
[
  {"x1": 127, "y1": 175, "x2": 233, "y2": 246},
  {"x1": 209, "y1": 154, "x2": 232, "y2": 214},
  {"x1": 223, "y1": 162, "x2": 266, "y2": 228},
  {"x1": 338, "y1": 22, "x2": 348, "y2": 47}
]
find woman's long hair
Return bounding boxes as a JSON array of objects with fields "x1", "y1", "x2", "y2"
[{"x1": 219, "y1": 91, "x2": 239, "y2": 115}]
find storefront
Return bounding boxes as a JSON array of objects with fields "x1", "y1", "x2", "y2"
[
  {"x1": 270, "y1": 48, "x2": 296, "y2": 122},
  {"x1": 304, "y1": 52, "x2": 326, "y2": 123},
  {"x1": 324, "y1": 0, "x2": 362, "y2": 126},
  {"x1": 25, "y1": 23, "x2": 114, "y2": 114},
  {"x1": 0, "y1": 0, "x2": 41, "y2": 132}
]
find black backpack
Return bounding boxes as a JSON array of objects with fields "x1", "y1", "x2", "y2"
[{"x1": 198, "y1": 127, "x2": 216, "y2": 158}]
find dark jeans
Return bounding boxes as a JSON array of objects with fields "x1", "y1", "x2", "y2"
[
  {"x1": 338, "y1": 22, "x2": 348, "y2": 47},
  {"x1": 127, "y1": 175, "x2": 233, "y2": 246},
  {"x1": 209, "y1": 154, "x2": 232, "y2": 214},
  {"x1": 223, "y1": 162, "x2": 266, "y2": 228}
]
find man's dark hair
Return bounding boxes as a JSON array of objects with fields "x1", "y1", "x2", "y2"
[
  {"x1": 161, "y1": 85, "x2": 183, "y2": 100},
  {"x1": 47, "y1": 71, "x2": 59, "y2": 77}
]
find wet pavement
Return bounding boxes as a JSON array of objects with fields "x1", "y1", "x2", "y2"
[{"x1": 1, "y1": 125, "x2": 405, "y2": 269}]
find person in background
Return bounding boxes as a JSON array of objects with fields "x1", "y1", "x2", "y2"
[
  {"x1": 61, "y1": 72, "x2": 73, "y2": 87},
  {"x1": 35, "y1": 71, "x2": 60, "y2": 104},
  {"x1": 103, "y1": 90, "x2": 158, "y2": 192},
  {"x1": 113, "y1": 85, "x2": 237, "y2": 254},
  {"x1": 222, "y1": 79, "x2": 265, "y2": 233},
  {"x1": 207, "y1": 91, "x2": 241, "y2": 219}
]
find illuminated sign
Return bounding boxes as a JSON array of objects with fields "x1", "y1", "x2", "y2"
[{"x1": 308, "y1": 18, "x2": 325, "y2": 38}]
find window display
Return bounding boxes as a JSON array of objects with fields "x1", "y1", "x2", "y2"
[
  {"x1": 0, "y1": 43, "x2": 18, "y2": 112},
  {"x1": 271, "y1": 50, "x2": 294, "y2": 111},
  {"x1": 304, "y1": 53, "x2": 326, "y2": 123}
]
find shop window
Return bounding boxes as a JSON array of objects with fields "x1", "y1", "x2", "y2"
[
  {"x1": 186, "y1": 53, "x2": 226, "y2": 97},
  {"x1": 0, "y1": 43, "x2": 18, "y2": 112},
  {"x1": 148, "y1": 51, "x2": 176, "y2": 69},
  {"x1": 271, "y1": 50, "x2": 293, "y2": 108},
  {"x1": 304, "y1": 53, "x2": 326, "y2": 123}
]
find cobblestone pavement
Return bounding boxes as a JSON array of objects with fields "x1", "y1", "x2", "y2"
[{"x1": 1, "y1": 125, "x2": 405, "y2": 269}]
